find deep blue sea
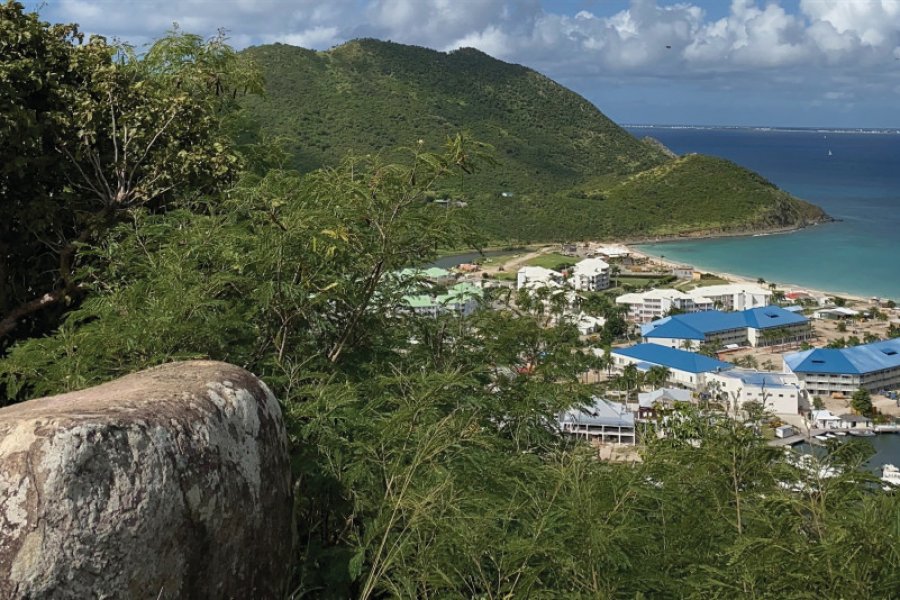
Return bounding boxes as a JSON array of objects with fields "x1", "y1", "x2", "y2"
[{"x1": 625, "y1": 126, "x2": 900, "y2": 301}]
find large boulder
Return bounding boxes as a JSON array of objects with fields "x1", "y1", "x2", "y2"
[{"x1": 0, "y1": 361, "x2": 292, "y2": 599}]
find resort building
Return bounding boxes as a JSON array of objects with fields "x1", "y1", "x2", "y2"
[
  {"x1": 516, "y1": 266, "x2": 562, "y2": 290},
  {"x1": 593, "y1": 244, "x2": 632, "y2": 262},
  {"x1": 616, "y1": 288, "x2": 714, "y2": 323},
  {"x1": 558, "y1": 397, "x2": 636, "y2": 444},
  {"x1": 783, "y1": 337, "x2": 900, "y2": 397},
  {"x1": 637, "y1": 388, "x2": 692, "y2": 419},
  {"x1": 609, "y1": 343, "x2": 733, "y2": 389},
  {"x1": 401, "y1": 282, "x2": 483, "y2": 318},
  {"x1": 569, "y1": 257, "x2": 611, "y2": 291},
  {"x1": 641, "y1": 306, "x2": 811, "y2": 350},
  {"x1": 689, "y1": 284, "x2": 772, "y2": 311},
  {"x1": 705, "y1": 370, "x2": 802, "y2": 415}
]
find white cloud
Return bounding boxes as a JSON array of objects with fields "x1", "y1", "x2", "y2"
[{"x1": 34, "y1": 0, "x2": 900, "y2": 120}]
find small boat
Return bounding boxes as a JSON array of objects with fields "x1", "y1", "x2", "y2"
[
  {"x1": 814, "y1": 434, "x2": 830, "y2": 441},
  {"x1": 832, "y1": 431, "x2": 847, "y2": 437},
  {"x1": 882, "y1": 464, "x2": 900, "y2": 487},
  {"x1": 850, "y1": 429, "x2": 876, "y2": 437},
  {"x1": 824, "y1": 433, "x2": 837, "y2": 439}
]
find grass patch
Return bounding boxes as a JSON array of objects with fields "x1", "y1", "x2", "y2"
[{"x1": 524, "y1": 253, "x2": 578, "y2": 270}]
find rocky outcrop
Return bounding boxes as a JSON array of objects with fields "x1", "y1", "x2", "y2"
[{"x1": 0, "y1": 361, "x2": 292, "y2": 599}]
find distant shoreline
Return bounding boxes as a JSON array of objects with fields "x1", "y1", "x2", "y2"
[
  {"x1": 624, "y1": 124, "x2": 900, "y2": 135},
  {"x1": 627, "y1": 244, "x2": 875, "y2": 305}
]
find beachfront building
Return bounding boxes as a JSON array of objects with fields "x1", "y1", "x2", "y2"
[
  {"x1": 558, "y1": 397, "x2": 636, "y2": 444},
  {"x1": 783, "y1": 337, "x2": 900, "y2": 397},
  {"x1": 616, "y1": 288, "x2": 715, "y2": 323},
  {"x1": 594, "y1": 244, "x2": 632, "y2": 263},
  {"x1": 569, "y1": 257, "x2": 611, "y2": 291},
  {"x1": 690, "y1": 284, "x2": 772, "y2": 311},
  {"x1": 516, "y1": 266, "x2": 562, "y2": 290},
  {"x1": 705, "y1": 369, "x2": 802, "y2": 414},
  {"x1": 641, "y1": 306, "x2": 811, "y2": 350},
  {"x1": 401, "y1": 282, "x2": 483, "y2": 317},
  {"x1": 609, "y1": 343, "x2": 733, "y2": 389}
]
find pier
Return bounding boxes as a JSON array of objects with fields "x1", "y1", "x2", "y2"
[{"x1": 768, "y1": 429, "x2": 825, "y2": 447}]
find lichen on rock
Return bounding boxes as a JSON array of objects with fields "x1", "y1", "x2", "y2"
[{"x1": 0, "y1": 361, "x2": 292, "y2": 599}]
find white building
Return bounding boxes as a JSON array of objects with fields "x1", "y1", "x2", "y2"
[
  {"x1": 616, "y1": 288, "x2": 714, "y2": 323},
  {"x1": 705, "y1": 370, "x2": 802, "y2": 415},
  {"x1": 689, "y1": 284, "x2": 772, "y2": 311},
  {"x1": 810, "y1": 410, "x2": 873, "y2": 430},
  {"x1": 516, "y1": 266, "x2": 562, "y2": 290},
  {"x1": 608, "y1": 343, "x2": 733, "y2": 390},
  {"x1": 570, "y1": 257, "x2": 610, "y2": 291},
  {"x1": 594, "y1": 244, "x2": 631, "y2": 262},
  {"x1": 558, "y1": 397, "x2": 636, "y2": 444}
]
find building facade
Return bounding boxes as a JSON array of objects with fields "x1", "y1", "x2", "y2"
[
  {"x1": 783, "y1": 338, "x2": 900, "y2": 396},
  {"x1": 642, "y1": 306, "x2": 811, "y2": 350},
  {"x1": 705, "y1": 370, "x2": 802, "y2": 414},
  {"x1": 609, "y1": 343, "x2": 733, "y2": 389},
  {"x1": 570, "y1": 257, "x2": 611, "y2": 291}
]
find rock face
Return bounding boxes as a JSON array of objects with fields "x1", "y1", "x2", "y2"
[{"x1": 0, "y1": 361, "x2": 292, "y2": 599}]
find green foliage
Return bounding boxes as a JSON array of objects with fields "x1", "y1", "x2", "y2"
[
  {"x1": 239, "y1": 40, "x2": 827, "y2": 245},
  {"x1": 240, "y1": 39, "x2": 667, "y2": 193},
  {"x1": 1, "y1": 23, "x2": 893, "y2": 600},
  {"x1": 467, "y1": 154, "x2": 826, "y2": 242},
  {"x1": 851, "y1": 388, "x2": 873, "y2": 417},
  {"x1": 0, "y1": 4, "x2": 257, "y2": 345}
]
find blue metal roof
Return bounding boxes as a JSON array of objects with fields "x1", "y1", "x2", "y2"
[
  {"x1": 613, "y1": 343, "x2": 733, "y2": 374},
  {"x1": 643, "y1": 305, "x2": 807, "y2": 339},
  {"x1": 742, "y1": 306, "x2": 809, "y2": 329},
  {"x1": 784, "y1": 338, "x2": 900, "y2": 375}
]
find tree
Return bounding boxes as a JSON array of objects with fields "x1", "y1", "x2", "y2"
[
  {"x1": 851, "y1": 389, "x2": 873, "y2": 417},
  {"x1": 0, "y1": 5, "x2": 259, "y2": 346},
  {"x1": 645, "y1": 365, "x2": 671, "y2": 390},
  {"x1": 812, "y1": 396, "x2": 824, "y2": 410}
]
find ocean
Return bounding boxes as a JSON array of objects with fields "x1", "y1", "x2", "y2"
[
  {"x1": 626, "y1": 126, "x2": 900, "y2": 468},
  {"x1": 625, "y1": 126, "x2": 900, "y2": 301}
]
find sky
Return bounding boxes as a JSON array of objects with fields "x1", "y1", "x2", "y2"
[{"x1": 23, "y1": 0, "x2": 900, "y2": 128}]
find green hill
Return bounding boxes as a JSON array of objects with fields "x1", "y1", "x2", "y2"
[{"x1": 241, "y1": 39, "x2": 828, "y2": 241}]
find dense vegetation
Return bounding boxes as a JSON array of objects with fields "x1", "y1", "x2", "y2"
[
  {"x1": 2, "y1": 6, "x2": 896, "y2": 598},
  {"x1": 241, "y1": 40, "x2": 828, "y2": 243}
]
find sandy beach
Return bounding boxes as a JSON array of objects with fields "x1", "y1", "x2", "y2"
[{"x1": 627, "y1": 244, "x2": 874, "y2": 305}]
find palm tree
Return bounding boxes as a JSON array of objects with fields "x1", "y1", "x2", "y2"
[
  {"x1": 610, "y1": 265, "x2": 621, "y2": 289},
  {"x1": 680, "y1": 339, "x2": 694, "y2": 351},
  {"x1": 620, "y1": 363, "x2": 641, "y2": 402},
  {"x1": 645, "y1": 365, "x2": 672, "y2": 390}
]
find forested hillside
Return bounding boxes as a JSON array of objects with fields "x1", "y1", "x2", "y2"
[
  {"x1": 241, "y1": 39, "x2": 828, "y2": 242},
  {"x1": 4, "y1": 6, "x2": 894, "y2": 598},
  {"x1": 241, "y1": 39, "x2": 668, "y2": 192}
]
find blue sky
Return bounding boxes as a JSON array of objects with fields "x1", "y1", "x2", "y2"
[{"x1": 23, "y1": 0, "x2": 900, "y2": 128}]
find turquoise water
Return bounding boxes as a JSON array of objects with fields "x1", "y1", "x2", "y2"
[{"x1": 626, "y1": 127, "x2": 900, "y2": 301}]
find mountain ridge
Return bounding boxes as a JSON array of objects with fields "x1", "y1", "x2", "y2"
[{"x1": 240, "y1": 39, "x2": 829, "y2": 242}]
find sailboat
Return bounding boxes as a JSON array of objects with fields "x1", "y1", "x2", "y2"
[{"x1": 827, "y1": 149, "x2": 833, "y2": 156}]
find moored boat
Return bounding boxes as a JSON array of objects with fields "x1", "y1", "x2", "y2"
[
  {"x1": 850, "y1": 429, "x2": 876, "y2": 437},
  {"x1": 882, "y1": 464, "x2": 900, "y2": 487}
]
